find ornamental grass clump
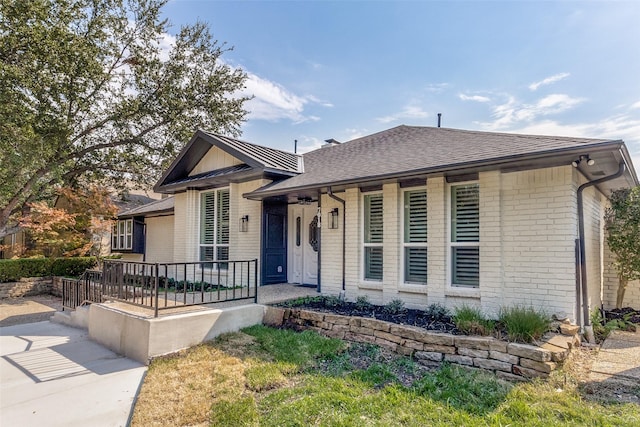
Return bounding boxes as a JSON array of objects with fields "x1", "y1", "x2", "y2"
[
  {"x1": 498, "y1": 306, "x2": 551, "y2": 343},
  {"x1": 453, "y1": 305, "x2": 495, "y2": 336}
]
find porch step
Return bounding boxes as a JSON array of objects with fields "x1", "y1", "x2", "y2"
[{"x1": 51, "y1": 306, "x2": 90, "y2": 329}]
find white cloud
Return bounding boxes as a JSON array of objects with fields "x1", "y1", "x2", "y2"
[
  {"x1": 424, "y1": 83, "x2": 450, "y2": 92},
  {"x1": 377, "y1": 104, "x2": 430, "y2": 124},
  {"x1": 459, "y1": 93, "x2": 491, "y2": 103},
  {"x1": 239, "y1": 72, "x2": 327, "y2": 124},
  {"x1": 630, "y1": 100, "x2": 640, "y2": 110},
  {"x1": 528, "y1": 72, "x2": 571, "y2": 91},
  {"x1": 481, "y1": 93, "x2": 586, "y2": 130}
]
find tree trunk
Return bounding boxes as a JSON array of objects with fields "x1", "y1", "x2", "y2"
[{"x1": 616, "y1": 274, "x2": 628, "y2": 309}]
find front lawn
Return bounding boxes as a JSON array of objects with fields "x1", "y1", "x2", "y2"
[{"x1": 131, "y1": 325, "x2": 639, "y2": 426}]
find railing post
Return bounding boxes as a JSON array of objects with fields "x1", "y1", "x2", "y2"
[
  {"x1": 154, "y1": 263, "x2": 159, "y2": 318},
  {"x1": 254, "y1": 258, "x2": 258, "y2": 304}
]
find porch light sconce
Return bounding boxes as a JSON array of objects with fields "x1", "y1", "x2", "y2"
[
  {"x1": 329, "y1": 208, "x2": 339, "y2": 229},
  {"x1": 572, "y1": 155, "x2": 595, "y2": 168},
  {"x1": 297, "y1": 196, "x2": 312, "y2": 205},
  {"x1": 240, "y1": 215, "x2": 249, "y2": 232}
]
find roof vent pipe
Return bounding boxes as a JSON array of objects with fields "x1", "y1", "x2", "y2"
[
  {"x1": 294, "y1": 139, "x2": 297, "y2": 154},
  {"x1": 437, "y1": 113, "x2": 442, "y2": 128}
]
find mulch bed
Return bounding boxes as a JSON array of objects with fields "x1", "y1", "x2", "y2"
[
  {"x1": 276, "y1": 298, "x2": 460, "y2": 334},
  {"x1": 604, "y1": 307, "x2": 640, "y2": 324}
]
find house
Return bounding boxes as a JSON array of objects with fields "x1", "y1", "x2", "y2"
[{"x1": 115, "y1": 125, "x2": 639, "y2": 326}]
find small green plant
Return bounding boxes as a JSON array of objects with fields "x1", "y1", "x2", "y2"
[
  {"x1": 355, "y1": 295, "x2": 372, "y2": 310},
  {"x1": 384, "y1": 298, "x2": 407, "y2": 315},
  {"x1": 498, "y1": 305, "x2": 551, "y2": 343},
  {"x1": 453, "y1": 305, "x2": 495, "y2": 336},
  {"x1": 425, "y1": 303, "x2": 451, "y2": 319},
  {"x1": 322, "y1": 295, "x2": 344, "y2": 307},
  {"x1": 592, "y1": 309, "x2": 637, "y2": 343}
]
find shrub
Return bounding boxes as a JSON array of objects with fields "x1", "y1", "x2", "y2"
[
  {"x1": 498, "y1": 306, "x2": 550, "y2": 343},
  {"x1": 453, "y1": 305, "x2": 495, "y2": 336},
  {"x1": 355, "y1": 295, "x2": 372, "y2": 311},
  {"x1": 50, "y1": 257, "x2": 97, "y2": 277},
  {"x1": 0, "y1": 256, "x2": 97, "y2": 282},
  {"x1": 425, "y1": 303, "x2": 451, "y2": 319},
  {"x1": 384, "y1": 299, "x2": 407, "y2": 315}
]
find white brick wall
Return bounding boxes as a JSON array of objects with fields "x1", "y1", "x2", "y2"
[
  {"x1": 145, "y1": 215, "x2": 174, "y2": 263},
  {"x1": 319, "y1": 194, "x2": 343, "y2": 296},
  {"x1": 230, "y1": 180, "x2": 269, "y2": 285},
  {"x1": 603, "y1": 237, "x2": 640, "y2": 309},
  {"x1": 172, "y1": 190, "x2": 199, "y2": 262},
  {"x1": 320, "y1": 166, "x2": 590, "y2": 321},
  {"x1": 500, "y1": 166, "x2": 577, "y2": 320}
]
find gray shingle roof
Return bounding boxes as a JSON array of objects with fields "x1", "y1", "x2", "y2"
[
  {"x1": 248, "y1": 125, "x2": 617, "y2": 196},
  {"x1": 119, "y1": 197, "x2": 174, "y2": 217}
]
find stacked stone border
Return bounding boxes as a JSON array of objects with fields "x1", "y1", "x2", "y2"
[{"x1": 264, "y1": 306, "x2": 581, "y2": 380}]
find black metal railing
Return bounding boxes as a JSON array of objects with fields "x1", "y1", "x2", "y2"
[
  {"x1": 101, "y1": 259, "x2": 258, "y2": 317},
  {"x1": 61, "y1": 269, "x2": 103, "y2": 311}
]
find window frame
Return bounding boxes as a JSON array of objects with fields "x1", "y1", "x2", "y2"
[
  {"x1": 362, "y1": 191, "x2": 384, "y2": 282},
  {"x1": 198, "y1": 187, "x2": 230, "y2": 267},
  {"x1": 447, "y1": 181, "x2": 480, "y2": 288},
  {"x1": 402, "y1": 187, "x2": 428, "y2": 285},
  {"x1": 111, "y1": 219, "x2": 133, "y2": 251}
]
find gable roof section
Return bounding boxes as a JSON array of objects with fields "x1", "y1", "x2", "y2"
[
  {"x1": 246, "y1": 125, "x2": 634, "y2": 199},
  {"x1": 155, "y1": 130, "x2": 302, "y2": 193},
  {"x1": 119, "y1": 196, "x2": 175, "y2": 218}
]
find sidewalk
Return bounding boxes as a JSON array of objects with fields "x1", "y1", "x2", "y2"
[
  {"x1": 1, "y1": 321, "x2": 147, "y2": 427},
  {"x1": 587, "y1": 329, "x2": 640, "y2": 402}
]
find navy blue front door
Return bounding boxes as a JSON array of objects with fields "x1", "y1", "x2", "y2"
[{"x1": 262, "y1": 201, "x2": 287, "y2": 284}]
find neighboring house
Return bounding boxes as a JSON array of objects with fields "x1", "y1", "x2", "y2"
[
  {"x1": 116, "y1": 126, "x2": 639, "y2": 326},
  {"x1": 0, "y1": 192, "x2": 157, "y2": 259}
]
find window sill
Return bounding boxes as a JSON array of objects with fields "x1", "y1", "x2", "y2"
[
  {"x1": 358, "y1": 281, "x2": 383, "y2": 291},
  {"x1": 445, "y1": 286, "x2": 480, "y2": 299},
  {"x1": 398, "y1": 283, "x2": 428, "y2": 294}
]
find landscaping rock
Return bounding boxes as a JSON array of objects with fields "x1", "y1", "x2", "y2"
[
  {"x1": 262, "y1": 307, "x2": 285, "y2": 326},
  {"x1": 507, "y1": 342, "x2": 551, "y2": 362},
  {"x1": 454, "y1": 336, "x2": 492, "y2": 350},
  {"x1": 444, "y1": 354, "x2": 473, "y2": 366},
  {"x1": 520, "y1": 358, "x2": 557, "y2": 374},
  {"x1": 473, "y1": 358, "x2": 512, "y2": 373},
  {"x1": 489, "y1": 350, "x2": 519, "y2": 364},
  {"x1": 414, "y1": 331, "x2": 455, "y2": 346},
  {"x1": 458, "y1": 348, "x2": 489, "y2": 359},
  {"x1": 415, "y1": 351, "x2": 443, "y2": 362},
  {"x1": 560, "y1": 324, "x2": 580, "y2": 336}
]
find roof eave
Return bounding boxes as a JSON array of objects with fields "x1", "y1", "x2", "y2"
[{"x1": 244, "y1": 140, "x2": 624, "y2": 200}]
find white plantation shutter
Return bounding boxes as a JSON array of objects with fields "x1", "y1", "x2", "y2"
[
  {"x1": 364, "y1": 193, "x2": 383, "y2": 281},
  {"x1": 216, "y1": 189, "x2": 230, "y2": 245},
  {"x1": 451, "y1": 185, "x2": 479, "y2": 242},
  {"x1": 199, "y1": 189, "x2": 230, "y2": 263},
  {"x1": 365, "y1": 194, "x2": 383, "y2": 243},
  {"x1": 200, "y1": 192, "x2": 215, "y2": 245},
  {"x1": 404, "y1": 189, "x2": 427, "y2": 284},
  {"x1": 451, "y1": 184, "x2": 479, "y2": 287}
]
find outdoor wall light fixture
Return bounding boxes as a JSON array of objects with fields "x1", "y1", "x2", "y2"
[
  {"x1": 240, "y1": 215, "x2": 249, "y2": 232},
  {"x1": 572, "y1": 155, "x2": 595, "y2": 168},
  {"x1": 297, "y1": 196, "x2": 312, "y2": 205},
  {"x1": 329, "y1": 208, "x2": 339, "y2": 229}
]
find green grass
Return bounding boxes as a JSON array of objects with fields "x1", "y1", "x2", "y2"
[
  {"x1": 133, "y1": 326, "x2": 640, "y2": 427},
  {"x1": 453, "y1": 305, "x2": 496, "y2": 336},
  {"x1": 498, "y1": 305, "x2": 551, "y2": 343}
]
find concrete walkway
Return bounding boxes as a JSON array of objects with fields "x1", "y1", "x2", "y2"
[
  {"x1": 588, "y1": 329, "x2": 640, "y2": 400},
  {"x1": 1, "y1": 321, "x2": 147, "y2": 427}
]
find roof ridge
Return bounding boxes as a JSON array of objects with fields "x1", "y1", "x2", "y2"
[{"x1": 202, "y1": 130, "x2": 302, "y2": 158}]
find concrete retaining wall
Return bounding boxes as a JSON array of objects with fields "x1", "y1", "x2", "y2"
[
  {"x1": 88, "y1": 303, "x2": 265, "y2": 364},
  {"x1": 265, "y1": 307, "x2": 580, "y2": 380}
]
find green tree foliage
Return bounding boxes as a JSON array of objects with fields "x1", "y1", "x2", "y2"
[
  {"x1": 0, "y1": 0, "x2": 249, "y2": 235},
  {"x1": 605, "y1": 186, "x2": 640, "y2": 308}
]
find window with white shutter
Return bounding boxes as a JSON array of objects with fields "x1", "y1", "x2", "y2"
[
  {"x1": 111, "y1": 219, "x2": 133, "y2": 250},
  {"x1": 363, "y1": 193, "x2": 383, "y2": 281},
  {"x1": 450, "y1": 183, "x2": 479, "y2": 287},
  {"x1": 200, "y1": 188, "x2": 230, "y2": 266},
  {"x1": 403, "y1": 189, "x2": 427, "y2": 284}
]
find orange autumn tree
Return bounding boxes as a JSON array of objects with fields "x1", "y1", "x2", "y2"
[{"x1": 19, "y1": 186, "x2": 118, "y2": 257}]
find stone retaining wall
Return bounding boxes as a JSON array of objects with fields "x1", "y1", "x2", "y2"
[
  {"x1": 264, "y1": 307, "x2": 580, "y2": 380},
  {"x1": 0, "y1": 278, "x2": 53, "y2": 298}
]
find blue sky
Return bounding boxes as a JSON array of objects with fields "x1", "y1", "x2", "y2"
[{"x1": 163, "y1": 0, "x2": 640, "y2": 169}]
